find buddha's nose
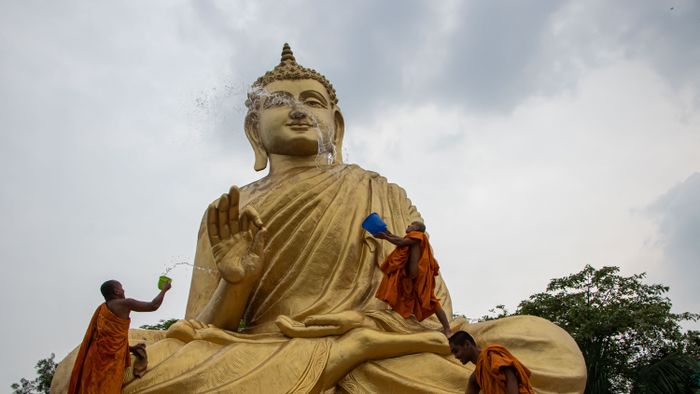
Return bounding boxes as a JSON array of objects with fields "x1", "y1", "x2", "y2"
[{"x1": 289, "y1": 104, "x2": 310, "y2": 120}]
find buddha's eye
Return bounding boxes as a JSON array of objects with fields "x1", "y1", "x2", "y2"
[
  {"x1": 304, "y1": 99, "x2": 324, "y2": 108},
  {"x1": 263, "y1": 93, "x2": 293, "y2": 109}
]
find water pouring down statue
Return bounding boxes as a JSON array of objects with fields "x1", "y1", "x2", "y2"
[{"x1": 52, "y1": 44, "x2": 586, "y2": 394}]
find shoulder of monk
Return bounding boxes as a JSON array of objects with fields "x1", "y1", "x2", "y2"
[
  {"x1": 484, "y1": 344, "x2": 515, "y2": 358},
  {"x1": 485, "y1": 344, "x2": 507, "y2": 351},
  {"x1": 406, "y1": 231, "x2": 427, "y2": 240}
]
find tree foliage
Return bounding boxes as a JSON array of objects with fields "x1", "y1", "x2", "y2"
[
  {"x1": 479, "y1": 304, "x2": 510, "y2": 321},
  {"x1": 633, "y1": 352, "x2": 700, "y2": 394},
  {"x1": 139, "y1": 318, "x2": 248, "y2": 331},
  {"x1": 11, "y1": 353, "x2": 56, "y2": 394},
  {"x1": 139, "y1": 318, "x2": 178, "y2": 330},
  {"x1": 515, "y1": 265, "x2": 699, "y2": 393}
]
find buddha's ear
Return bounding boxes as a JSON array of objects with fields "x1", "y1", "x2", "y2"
[
  {"x1": 333, "y1": 108, "x2": 345, "y2": 164},
  {"x1": 244, "y1": 112, "x2": 268, "y2": 171}
]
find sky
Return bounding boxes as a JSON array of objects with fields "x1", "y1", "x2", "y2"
[{"x1": 1, "y1": 0, "x2": 699, "y2": 389}]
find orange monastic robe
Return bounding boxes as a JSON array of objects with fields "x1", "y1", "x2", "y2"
[
  {"x1": 68, "y1": 303, "x2": 131, "y2": 394},
  {"x1": 375, "y1": 231, "x2": 441, "y2": 321},
  {"x1": 474, "y1": 344, "x2": 535, "y2": 394}
]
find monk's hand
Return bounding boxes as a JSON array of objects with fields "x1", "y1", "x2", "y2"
[
  {"x1": 207, "y1": 186, "x2": 267, "y2": 284},
  {"x1": 275, "y1": 311, "x2": 366, "y2": 338},
  {"x1": 373, "y1": 232, "x2": 388, "y2": 240}
]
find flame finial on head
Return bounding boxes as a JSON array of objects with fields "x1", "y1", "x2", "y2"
[
  {"x1": 280, "y1": 43, "x2": 295, "y2": 63},
  {"x1": 248, "y1": 43, "x2": 338, "y2": 108}
]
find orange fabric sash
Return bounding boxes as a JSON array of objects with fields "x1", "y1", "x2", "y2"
[
  {"x1": 375, "y1": 231, "x2": 441, "y2": 321},
  {"x1": 474, "y1": 344, "x2": 534, "y2": 394},
  {"x1": 68, "y1": 303, "x2": 131, "y2": 394}
]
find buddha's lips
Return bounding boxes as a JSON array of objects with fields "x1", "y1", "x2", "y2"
[{"x1": 286, "y1": 122, "x2": 316, "y2": 129}]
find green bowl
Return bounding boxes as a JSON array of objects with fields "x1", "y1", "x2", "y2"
[{"x1": 158, "y1": 275, "x2": 172, "y2": 290}]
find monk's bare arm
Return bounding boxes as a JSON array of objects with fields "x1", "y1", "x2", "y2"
[
  {"x1": 504, "y1": 367, "x2": 519, "y2": 394},
  {"x1": 466, "y1": 373, "x2": 478, "y2": 394},
  {"x1": 124, "y1": 283, "x2": 171, "y2": 312},
  {"x1": 107, "y1": 283, "x2": 171, "y2": 319},
  {"x1": 375, "y1": 232, "x2": 418, "y2": 247}
]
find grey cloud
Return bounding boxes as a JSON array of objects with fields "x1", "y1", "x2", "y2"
[
  {"x1": 649, "y1": 172, "x2": 700, "y2": 269},
  {"x1": 647, "y1": 173, "x2": 700, "y2": 312},
  {"x1": 183, "y1": 1, "x2": 565, "y2": 125},
  {"x1": 613, "y1": 0, "x2": 700, "y2": 95},
  {"x1": 434, "y1": 1, "x2": 563, "y2": 111},
  {"x1": 187, "y1": 0, "x2": 700, "y2": 127},
  {"x1": 428, "y1": 0, "x2": 700, "y2": 112}
]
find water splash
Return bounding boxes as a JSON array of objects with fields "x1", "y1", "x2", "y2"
[
  {"x1": 162, "y1": 261, "x2": 218, "y2": 276},
  {"x1": 189, "y1": 78, "x2": 249, "y2": 141},
  {"x1": 315, "y1": 123, "x2": 336, "y2": 166}
]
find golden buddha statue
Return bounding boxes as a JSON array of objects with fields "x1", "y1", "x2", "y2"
[{"x1": 51, "y1": 44, "x2": 586, "y2": 394}]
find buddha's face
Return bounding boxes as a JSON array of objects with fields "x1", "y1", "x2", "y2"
[{"x1": 255, "y1": 79, "x2": 336, "y2": 157}]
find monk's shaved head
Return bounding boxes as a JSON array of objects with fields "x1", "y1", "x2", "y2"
[
  {"x1": 411, "y1": 221, "x2": 426, "y2": 232},
  {"x1": 449, "y1": 330, "x2": 476, "y2": 347},
  {"x1": 100, "y1": 280, "x2": 120, "y2": 300}
]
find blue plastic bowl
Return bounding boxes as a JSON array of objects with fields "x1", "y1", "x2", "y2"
[{"x1": 362, "y1": 212, "x2": 387, "y2": 235}]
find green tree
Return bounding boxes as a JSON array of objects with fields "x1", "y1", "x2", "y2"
[
  {"x1": 479, "y1": 304, "x2": 510, "y2": 321},
  {"x1": 11, "y1": 353, "x2": 57, "y2": 394},
  {"x1": 139, "y1": 318, "x2": 248, "y2": 331},
  {"x1": 139, "y1": 318, "x2": 179, "y2": 330},
  {"x1": 515, "y1": 265, "x2": 699, "y2": 393},
  {"x1": 633, "y1": 352, "x2": 700, "y2": 394}
]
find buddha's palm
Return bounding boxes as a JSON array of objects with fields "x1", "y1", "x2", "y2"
[
  {"x1": 207, "y1": 186, "x2": 266, "y2": 284},
  {"x1": 276, "y1": 311, "x2": 367, "y2": 338}
]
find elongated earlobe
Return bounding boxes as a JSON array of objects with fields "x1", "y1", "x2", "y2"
[
  {"x1": 333, "y1": 109, "x2": 345, "y2": 164},
  {"x1": 244, "y1": 113, "x2": 268, "y2": 171}
]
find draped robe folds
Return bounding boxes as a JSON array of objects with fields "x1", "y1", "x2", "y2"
[
  {"x1": 107, "y1": 164, "x2": 587, "y2": 393},
  {"x1": 185, "y1": 164, "x2": 452, "y2": 331},
  {"x1": 474, "y1": 344, "x2": 535, "y2": 394},
  {"x1": 376, "y1": 231, "x2": 442, "y2": 322},
  {"x1": 68, "y1": 303, "x2": 131, "y2": 394}
]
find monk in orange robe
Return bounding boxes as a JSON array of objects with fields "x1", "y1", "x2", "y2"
[
  {"x1": 449, "y1": 330, "x2": 535, "y2": 394},
  {"x1": 374, "y1": 221, "x2": 452, "y2": 336},
  {"x1": 68, "y1": 279, "x2": 171, "y2": 394}
]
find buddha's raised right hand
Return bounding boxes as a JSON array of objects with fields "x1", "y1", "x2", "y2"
[{"x1": 207, "y1": 186, "x2": 266, "y2": 284}]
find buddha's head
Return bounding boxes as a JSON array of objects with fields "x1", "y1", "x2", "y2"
[{"x1": 245, "y1": 43, "x2": 345, "y2": 171}]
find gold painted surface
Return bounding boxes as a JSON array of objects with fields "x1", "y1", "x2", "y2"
[{"x1": 52, "y1": 44, "x2": 586, "y2": 393}]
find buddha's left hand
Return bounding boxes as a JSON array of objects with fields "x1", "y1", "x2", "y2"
[{"x1": 275, "y1": 311, "x2": 368, "y2": 338}]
